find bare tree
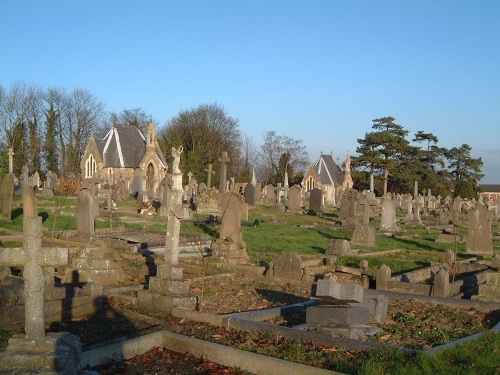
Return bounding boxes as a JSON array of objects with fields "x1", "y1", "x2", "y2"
[
  {"x1": 0, "y1": 81, "x2": 38, "y2": 174},
  {"x1": 258, "y1": 131, "x2": 309, "y2": 185},
  {"x1": 63, "y1": 88, "x2": 105, "y2": 177}
]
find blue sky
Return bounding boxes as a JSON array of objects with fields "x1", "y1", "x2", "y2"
[{"x1": 1, "y1": 1, "x2": 499, "y2": 183}]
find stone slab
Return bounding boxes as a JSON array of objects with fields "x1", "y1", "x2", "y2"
[
  {"x1": 314, "y1": 279, "x2": 364, "y2": 303},
  {"x1": 306, "y1": 305, "x2": 370, "y2": 326}
]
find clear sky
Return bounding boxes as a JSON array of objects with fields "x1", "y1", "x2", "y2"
[{"x1": 1, "y1": 0, "x2": 499, "y2": 183}]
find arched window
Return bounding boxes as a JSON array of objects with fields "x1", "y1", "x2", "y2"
[
  {"x1": 146, "y1": 163, "x2": 155, "y2": 192},
  {"x1": 86, "y1": 154, "x2": 96, "y2": 178}
]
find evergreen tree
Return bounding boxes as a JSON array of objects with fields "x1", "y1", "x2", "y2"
[
  {"x1": 445, "y1": 144, "x2": 484, "y2": 198},
  {"x1": 43, "y1": 104, "x2": 59, "y2": 175}
]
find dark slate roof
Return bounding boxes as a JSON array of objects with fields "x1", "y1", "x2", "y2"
[
  {"x1": 479, "y1": 184, "x2": 500, "y2": 193},
  {"x1": 314, "y1": 154, "x2": 345, "y2": 186},
  {"x1": 101, "y1": 125, "x2": 146, "y2": 168}
]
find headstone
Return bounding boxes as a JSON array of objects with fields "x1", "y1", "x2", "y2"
[
  {"x1": 244, "y1": 183, "x2": 256, "y2": 205},
  {"x1": 412, "y1": 195, "x2": 423, "y2": 225},
  {"x1": 444, "y1": 249, "x2": 455, "y2": 268},
  {"x1": 204, "y1": 164, "x2": 215, "y2": 189},
  {"x1": 272, "y1": 251, "x2": 303, "y2": 280},
  {"x1": 264, "y1": 184, "x2": 276, "y2": 204},
  {"x1": 198, "y1": 182, "x2": 207, "y2": 195},
  {"x1": 326, "y1": 239, "x2": 356, "y2": 255},
  {"x1": 219, "y1": 192, "x2": 243, "y2": 243},
  {"x1": 212, "y1": 193, "x2": 250, "y2": 265},
  {"x1": 466, "y1": 204, "x2": 493, "y2": 255},
  {"x1": 287, "y1": 185, "x2": 301, "y2": 212},
  {"x1": 76, "y1": 188, "x2": 95, "y2": 238},
  {"x1": 0, "y1": 173, "x2": 14, "y2": 221},
  {"x1": 20, "y1": 165, "x2": 29, "y2": 189},
  {"x1": 433, "y1": 267, "x2": 450, "y2": 297},
  {"x1": 376, "y1": 264, "x2": 391, "y2": 290},
  {"x1": 351, "y1": 223, "x2": 376, "y2": 247},
  {"x1": 32, "y1": 171, "x2": 40, "y2": 189},
  {"x1": 380, "y1": 197, "x2": 396, "y2": 231},
  {"x1": 309, "y1": 187, "x2": 323, "y2": 213}
]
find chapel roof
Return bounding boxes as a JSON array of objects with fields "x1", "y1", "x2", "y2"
[
  {"x1": 313, "y1": 154, "x2": 345, "y2": 186},
  {"x1": 101, "y1": 125, "x2": 146, "y2": 168}
]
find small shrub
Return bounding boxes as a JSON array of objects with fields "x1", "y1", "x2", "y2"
[{"x1": 53, "y1": 178, "x2": 82, "y2": 196}]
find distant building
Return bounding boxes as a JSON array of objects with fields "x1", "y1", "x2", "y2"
[
  {"x1": 80, "y1": 122, "x2": 167, "y2": 196},
  {"x1": 301, "y1": 154, "x2": 345, "y2": 205},
  {"x1": 479, "y1": 184, "x2": 500, "y2": 201}
]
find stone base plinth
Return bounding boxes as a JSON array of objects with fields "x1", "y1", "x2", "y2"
[
  {"x1": 0, "y1": 332, "x2": 82, "y2": 375},
  {"x1": 137, "y1": 290, "x2": 197, "y2": 313},
  {"x1": 211, "y1": 240, "x2": 250, "y2": 265}
]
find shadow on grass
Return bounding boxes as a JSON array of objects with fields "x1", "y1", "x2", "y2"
[
  {"x1": 390, "y1": 237, "x2": 440, "y2": 251},
  {"x1": 11, "y1": 207, "x2": 23, "y2": 221}
]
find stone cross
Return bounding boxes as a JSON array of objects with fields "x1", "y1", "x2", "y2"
[
  {"x1": 205, "y1": 164, "x2": 215, "y2": 189},
  {"x1": 218, "y1": 151, "x2": 230, "y2": 193},
  {"x1": 0, "y1": 186, "x2": 69, "y2": 340},
  {"x1": 8, "y1": 147, "x2": 14, "y2": 174}
]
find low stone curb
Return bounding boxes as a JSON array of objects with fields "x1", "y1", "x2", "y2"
[{"x1": 80, "y1": 329, "x2": 342, "y2": 374}]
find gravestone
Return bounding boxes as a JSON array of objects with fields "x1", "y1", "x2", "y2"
[
  {"x1": 412, "y1": 195, "x2": 423, "y2": 225},
  {"x1": 20, "y1": 165, "x2": 29, "y2": 190},
  {"x1": 32, "y1": 171, "x2": 40, "y2": 190},
  {"x1": 219, "y1": 192, "x2": 243, "y2": 243},
  {"x1": 198, "y1": 182, "x2": 207, "y2": 195},
  {"x1": 466, "y1": 204, "x2": 493, "y2": 255},
  {"x1": 212, "y1": 192, "x2": 250, "y2": 265},
  {"x1": 350, "y1": 223, "x2": 376, "y2": 247},
  {"x1": 196, "y1": 188, "x2": 222, "y2": 215},
  {"x1": 271, "y1": 251, "x2": 303, "y2": 280},
  {"x1": 309, "y1": 187, "x2": 323, "y2": 213},
  {"x1": 0, "y1": 173, "x2": 14, "y2": 221},
  {"x1": 244, "y1": 183, "x2": 256, "y2": 205},
  {"x1": 0, "y1": 186, "x2": 81, "y2": 375},
  {"x1": 76, "y1": 188, "x2": 95, "y2": 238},
  {"x1": 287, "y1": 185, "x2": 301, "y2": 212},
  {"x1": 380, "y1": 197, "x2": 396, "y2": 231},
  {"x1": 205, "y1": 163, "x2": 215, "y2": 189},
  {"x1": 264, "y1": 184, "x2": 276, "y2": 204},
  {"x1": 325, "y1": 239, "x2": 356, "y2": 255}
]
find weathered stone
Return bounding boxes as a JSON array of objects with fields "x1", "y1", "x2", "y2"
[
  {"x1": 376, "y1": 264, "x2": 391, "y2": 291},
  {"x1": 244, "y1": 183, "x2": 256, "y2": 205},
  {"x1": 306, "y1": 305, "x2": 370, "y2": 326},
  {"x1": 314, "y1": 279, "x2": 364, "y2": 303},
  {"x1": 309, "y1": 188, "x2": 323, "y2": 213},
  {"x1": 287, "y1": 185, "x2": 302, "y2": 212},
  {"x1": 0, "y1": 173, "x2": 14, "y2": 221},
  {"x1": 325, "y1": 239, "x2": 355, "y2": 255},
  {"x1": 433, "y1": 267, "x2": 450, "y2": 297},
  {"x1": 466, "y1": 204, "x2": 493, "y2": 255},
  {"x1": 380, "y1": 197, "x2": 396, "y2": 231},
  {"x1": 350, "y1": 223, "x2": 376, "y2": 247},
  {"x1": 272, "y1": 251, "x2": 303, "y2": 280},
  {"x1": 76, "y1": 189, "x2": 95, "y2": 238}
]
